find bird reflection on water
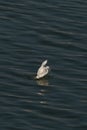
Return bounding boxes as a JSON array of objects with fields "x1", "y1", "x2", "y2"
[
  {"x1": 36, "y1": 78, "x2": 49, "y2": 86},
  {"x1": 36, "y1": 78, "x2": 49, "y2": 104}
]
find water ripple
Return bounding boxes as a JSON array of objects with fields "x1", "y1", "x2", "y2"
[{"x1": 0, "y1": 0, "x2": 87, "y2": 130}]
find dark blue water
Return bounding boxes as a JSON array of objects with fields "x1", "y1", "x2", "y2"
[{"x1": 0, "y1": 0, "x2": 87, "y2": 130}]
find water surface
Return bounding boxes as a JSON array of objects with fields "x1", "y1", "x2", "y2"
[{"x1": 0, "y1": 0, "x2": 87, "y2": 130}]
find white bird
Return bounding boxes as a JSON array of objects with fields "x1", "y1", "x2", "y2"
[{"x1": 35, "y1": 60, "x2": 50, "y2": 79}]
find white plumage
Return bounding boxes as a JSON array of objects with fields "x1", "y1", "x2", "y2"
[{"x1": 36, "y1": 60, "x2": 50, "y2": 79}]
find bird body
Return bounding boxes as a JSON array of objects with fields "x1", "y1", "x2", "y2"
[{"x1": 36, "y1": 60, "x2": 50, "y2": 79}]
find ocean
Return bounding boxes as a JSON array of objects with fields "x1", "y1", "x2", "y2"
[{"x1": 0, "y1": 0, "x2": 87, "y2": 130}]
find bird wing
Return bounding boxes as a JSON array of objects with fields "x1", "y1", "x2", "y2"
[{"x1": 41, "y1": 60, "x2": 47, "y2": 66}]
